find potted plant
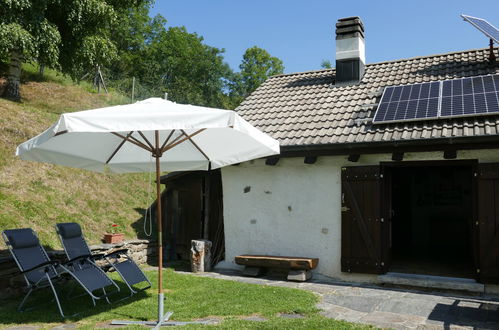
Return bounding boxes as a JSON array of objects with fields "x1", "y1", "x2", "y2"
[{"x1": 103, "y1": 224, "x2": 124, "y2": 244}]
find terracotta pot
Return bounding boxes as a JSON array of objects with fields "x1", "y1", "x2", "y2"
[{"x1": 103, "y1": 233, "x2": 124, "y2": 244}]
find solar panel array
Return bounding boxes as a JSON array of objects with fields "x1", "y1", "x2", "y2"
[
  {"x1": 461, "y1": 15, "x2": 499, "y2": 43},
  {"x1": 373, "y1": 74, "x2": 499, "y2": 124}
]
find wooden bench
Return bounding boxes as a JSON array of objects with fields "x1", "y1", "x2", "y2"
[{"x1": 235, "y1": 255, "x2": 319, "y2": 282}]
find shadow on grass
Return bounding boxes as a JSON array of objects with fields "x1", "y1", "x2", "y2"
[{"x1": 0, "y1": 277, "x2": 150, "y2": 326}]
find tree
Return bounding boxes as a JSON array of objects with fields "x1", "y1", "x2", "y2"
[
  {"x1": 105, "y1": 2, "x2": 167, "y2": 99},
  {"x1": 149, "y1": 26, "x2": 233, "y2": 108},
  {"x1": 321, "y1": 60, "x2": 332, "y2": 69},
  {"x1": 104, "y1": 5, "x2": 235, "y2": 108},
  {"x1": 0, "y1": 0, "x2": 145, "y2": 101},
  {"x1": 230, "y1": 46, "x2": 284, "y2": 101}
]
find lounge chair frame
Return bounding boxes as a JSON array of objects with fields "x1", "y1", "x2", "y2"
[
  {"x1": 3, "y1": 229, "x2": 120, "y2": 318},
  {"x1": 55, "y1": 223, "x2": 151, "y2": 298}
]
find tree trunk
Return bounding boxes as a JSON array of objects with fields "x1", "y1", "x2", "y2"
[
  {"x1": 38, "y1": 63, "x2": 45, "y2": 78},
  {"x1": 2, "y1": 51, "x2": 24, "y2": 102}
]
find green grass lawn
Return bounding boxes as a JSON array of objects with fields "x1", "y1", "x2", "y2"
[{"x1": 0, "y1": 269, "x2": 373, "y2": 329}]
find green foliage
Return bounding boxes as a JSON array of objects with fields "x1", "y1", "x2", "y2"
[
  {"x1": 52, "y1": 0, "x2": 119, "y2": 79},
  {"x1": 103, "y1": 3, "x2": 284, "y2": 109},
  {"x1": 0, "y1": 0, "x2": 148, "y2": 99},
  {"x1": 106, "y1": 5, "x2": 234, "y2": 109},
  {"x1": 147, "y1": 26, "x2": 232, "y2": 107},
  {"x1": 321, "y1": 59, "x2": 332, "y2": 69},
  {"x1": 230, "y1": 46, "x2": 284, "y2": 100},
  {"x1": 0, "y1": 23, "x2": 36, "y2": 57},
  {"x1": 34, "y1": 19, "x2": 61, "y2": 69},
  {"x1": 1, "y1": 0, "x2": 285, "y2": 107}
]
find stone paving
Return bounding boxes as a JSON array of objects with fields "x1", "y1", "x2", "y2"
[{"x1": 183, "y1": 270, "x2": 499, "y2": 330}]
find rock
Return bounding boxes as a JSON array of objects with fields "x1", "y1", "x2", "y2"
[
  {"x1": 278, "y1": 313, "x2": 305, "y2": 319},
  {"x1": 51, "y1": 324, "x2": 76, "y2": 329},
  {"x1": 190, "y1": 240, "x2": 212, "y2": 273},
  {"x1": 287, "y1": 269, "x2": 312, "y2": 282}
]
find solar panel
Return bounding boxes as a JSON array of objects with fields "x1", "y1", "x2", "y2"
[
  {"x1": 372, "y1": 74, "x2": 499, "y2": 124},
  {"x1": 440, "y1": 75, "x2": 499, "y2": 118},
  {"x1": 461, "y1": 15, "x2": 499, "y2": 43},
  {"x1": 373, "y1": 82, "x2": 440, "y2": 123}
]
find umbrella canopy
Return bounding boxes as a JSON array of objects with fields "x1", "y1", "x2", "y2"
[
  {"x1": 16, "y1": 97, "x2": 279, "y2": 327},
  {"x1": 17, "y1": 98, "x2": 279, "y2": 172}
]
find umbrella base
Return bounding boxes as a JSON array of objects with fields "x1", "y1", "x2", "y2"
[
  {"x1": 110, "y1": 319, "x2": 211, "y2": 327},
  {"x1": 111, "y1": 311, "x2": 212, "y2": 327}
]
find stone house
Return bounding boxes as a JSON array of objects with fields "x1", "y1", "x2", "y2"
[{"x1": 216, "y1": 16, "x2": 499, "y2": 290}]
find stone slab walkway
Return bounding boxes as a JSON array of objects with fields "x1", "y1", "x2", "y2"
[{"x1": 181, "y1": 270, "x2": 499, "y2": 330}]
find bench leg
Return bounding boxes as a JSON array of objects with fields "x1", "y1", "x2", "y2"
[
  {"x1": 243, "y1": 266, "x2": 265, "y2": 277},
  {"x1": 287, "y1": 270, "x2": 312, "y2": 282}
]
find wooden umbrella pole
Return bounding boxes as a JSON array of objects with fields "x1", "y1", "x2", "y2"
[{"x1": 154, "y1": 130, "x2": 164, "y2": 322}]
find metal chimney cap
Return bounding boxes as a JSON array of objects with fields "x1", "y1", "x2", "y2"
[{"x1": 336, "y1": 17, "x2": 365, "y2": 31}]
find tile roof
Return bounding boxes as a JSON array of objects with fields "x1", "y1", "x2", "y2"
[{"x1": 236, "y1": 48, "x2": 499, "y2": 148}]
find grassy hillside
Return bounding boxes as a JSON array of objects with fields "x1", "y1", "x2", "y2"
[{"x1": 0, "y1": 66, "x2": 156, "y2": 250}]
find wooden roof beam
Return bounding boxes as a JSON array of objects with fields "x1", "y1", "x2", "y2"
[
  {"x1": 304, "y1": 156, "x2": 317, "y2": 164},
  {"x1": 348, "y1": 154, "x2": 360, "y2": 162},
  {"x1": 265, "y1": 157, "x2": 280, "y2": 166}
]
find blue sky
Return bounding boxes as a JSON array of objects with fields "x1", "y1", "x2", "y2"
[{"x1": 150, "y1": 0, "x2": 499, "y2": 74}]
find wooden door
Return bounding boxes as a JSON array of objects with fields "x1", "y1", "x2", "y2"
[
  {"x1": 477, "y1": 163, "x2": 499, "y2": 283},
  {"x1": 341, "y1": 166, "x2": 386, "y2": 274},
  {"x1": 207, "y1": 170, "x2": 225, "y2": 265}
]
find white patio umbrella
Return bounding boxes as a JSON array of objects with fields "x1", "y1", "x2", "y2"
[{"x1": 16, "y1": 97, "x2": 280, "y2": 327}]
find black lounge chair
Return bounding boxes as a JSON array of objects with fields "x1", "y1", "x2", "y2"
[
  {"x1": 2, "y1": 228, "x2": 120, "y2": 318},
  {"x1": 55, "y1": 222, "x2": 151, "y2": 297}
]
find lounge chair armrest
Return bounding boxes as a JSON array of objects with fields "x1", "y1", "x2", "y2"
[
  {"x1": 20, "y1": 260, "x2": 60, "y2": 275},
  {"x1": 105, "y1": 248, "x2": 129, "y2": 257}
]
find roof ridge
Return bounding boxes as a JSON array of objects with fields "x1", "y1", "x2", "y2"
[
  {"x1": 269, "y1": 47, "x2": 491, "y2": 80},
  {"x1": 367, "y1": 47, "x2": 490, "y2": 66},
  {"x1": 271, "y1": 68, "x2": 334, "y2": 79}
]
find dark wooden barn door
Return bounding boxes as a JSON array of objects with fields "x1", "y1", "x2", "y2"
[
  {"x1": 163, "y1": 170, "x2": 225, "y2": 265},
  {"x1": 476, "y1": 163, "x2": 499, "y2": 283},
  {"x1": 341, "y1": 166, "x2": 388, "y2": 274}
]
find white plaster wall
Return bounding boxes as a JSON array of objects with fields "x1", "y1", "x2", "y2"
[{"x1": 221, "y1": 149, "x2": 499, "y2": 283}]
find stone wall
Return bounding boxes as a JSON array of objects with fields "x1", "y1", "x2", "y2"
[
  {"x1": 0, "y1": 239, "x2": 155, "y2": 300},
  {"x1": 221, "y1": 149, "x2": 499, "y2": 284}
]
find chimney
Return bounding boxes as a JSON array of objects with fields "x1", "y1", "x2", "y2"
[{"x1": 335, "y1": 16, "x2": 365, "y2": 85}]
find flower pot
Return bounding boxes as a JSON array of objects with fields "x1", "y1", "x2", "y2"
[{"x1": 103, "y1": 233, "x2": 124, "y2": 244}]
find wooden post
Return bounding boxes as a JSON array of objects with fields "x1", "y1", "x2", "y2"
[
  {"x1": 190, "y1": 239, "x2": 212, "y2": 272},
  {"x1": 98, "y1": 65, "x2": 108, "y2": 94},
  {"x1": 132, "y1": 77, "x2": 135, "y2": 103},
  {"x1": 155, "y1": 130, "x2": 163, "y2": 295}
]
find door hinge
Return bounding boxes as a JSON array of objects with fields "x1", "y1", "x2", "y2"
[{"x1": 341, "y1": 206, "x2": 350, "y2": 212}]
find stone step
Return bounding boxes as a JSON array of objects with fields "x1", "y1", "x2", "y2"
[{"x1": 378, "y1": 272, "x2": 484, "y2": 294}]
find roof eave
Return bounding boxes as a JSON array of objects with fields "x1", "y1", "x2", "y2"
[{"x1": 279, "y1": 135, "x2": 499, "y2": 158}]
